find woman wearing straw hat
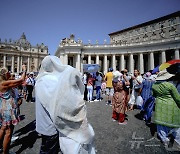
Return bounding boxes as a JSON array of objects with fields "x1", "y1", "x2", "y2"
[{"x1": 152, "y1": 71, "x2": 180, "y2": 149}]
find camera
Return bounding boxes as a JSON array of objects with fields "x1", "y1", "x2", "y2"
[{"x1": 121, "y1": 71, "x2": 124, "y2": 74}]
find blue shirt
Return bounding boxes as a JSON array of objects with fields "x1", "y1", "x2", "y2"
[{"x1": 95, "y1": 75, "x2": 102, "y2": 87}]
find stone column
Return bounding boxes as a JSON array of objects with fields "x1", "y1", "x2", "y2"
[
  {"x1": 129, "y1": 53, "x2": 134, "y2": 73},
  {"x1": 64, "y1": 54, "x2": 68, "y2": 65},
  {"x1": 120, "y1": 54, "x2": 125, "y2": 71},
  {"x1": 27, "y1": 56, "x2": 30, "y2": 73},
  {"x1": 175, "y1": 49, "x2": 179, "y2": 59},
  {"x1": 34, "y1": 57, "x2": 38, "y2": 72},
  {"x1": 161, "y1": 51, "x2": 166, "y2": 63},
  {"x1": 139, "y1": 53, "x2": 144, "y2": 74},
  {"x1": 17, "y1": 56, "x2": 20, "y2": 73},
  {"x1": 60, "y1": 54, "x2": 64, "y2": 64},
  {"x1": 103, "y1": 55, "x2": 107, "y2": 74},
  {"x1": 37, "y1": 56, "x2": 40, "y2": 71},
  {"x1": 11, "y1": 55, "x2": 14, "y2": 73},
  {"x1": 3, "y1": 54, "x2": 6, "y2": 67},
  {"x1": 149, "y1": 52, "x2": 154, "y2": 70},
  {"x1": 88, "y1": 55, "x2": 91, "y2": 64},
  {"x1": 96, "y1": 55, "x2": 99, "y2": 64},
  {"x1": 20, "y1": 56, "x2": 23, "y2": 72},
  {"x1": 80, "y1": 54, "x2": 84, "y2": 73},
  {"x1": 112, "y1": 54, "x2": 116, "y2": 71},
  {"x1": 76, "y1": 54, "x2": 81, "y2": 71}
]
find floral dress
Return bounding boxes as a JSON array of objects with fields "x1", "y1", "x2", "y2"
[{"x1": 0, "y1": 89, "x2": 19, "y2": 127}]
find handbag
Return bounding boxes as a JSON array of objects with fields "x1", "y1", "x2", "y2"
[{"x1": 136, "y1": 96, "x2": 143, "y2": 107}]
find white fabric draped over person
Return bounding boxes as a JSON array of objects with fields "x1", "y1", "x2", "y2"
[{"x1": 35, "y1": 55, "x2": 95, "y2": 154}]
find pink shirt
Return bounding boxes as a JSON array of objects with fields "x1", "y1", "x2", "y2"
[{"x1": 87, "y1": 77, "x2": 95, "y2": 86}]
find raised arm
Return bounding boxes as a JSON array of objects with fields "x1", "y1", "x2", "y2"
[
  {"x1": 1, "y1": 65, "x2": 27, "y2": 90},
  {"x1": 123, "y1": 75, "x2": 130, "y2": 86},
  {"x1": 104, "y1": 74, "x2": 107, "y2": 82}
]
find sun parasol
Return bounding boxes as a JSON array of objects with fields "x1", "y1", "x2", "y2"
[
  {"x1": 167, "y1": 63, "x2": 180, "y2": 74},
  {"x1": 152, "y1": 65, "x2": 160, "y2": 74},
  {"x1": 83, "y1": 64, "x2": 100, "y2": 73},
  {"x1": 159, "y1": 59, "x2": 180, "y2": 71},
  {"x1": 152, "y1": 59, "x2": 180, "y2": 74}
]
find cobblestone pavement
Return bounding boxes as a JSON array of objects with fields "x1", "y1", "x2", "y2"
[{"x1": 8, "y1": 96, "x2": 179, "y2": 154}]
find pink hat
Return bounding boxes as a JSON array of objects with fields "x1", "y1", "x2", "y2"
[{"x1": 144, "y1": 72, "x2": 152, "y2": 80}]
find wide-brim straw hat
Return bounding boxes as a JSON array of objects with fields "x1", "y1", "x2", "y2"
[{"x1": 156, "y1": 71, "x2": 174, "y2": 81}]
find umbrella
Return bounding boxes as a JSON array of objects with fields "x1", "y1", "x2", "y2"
[
  {"x1": 152, "y1": 65, "x2": 160, "y2": 74},
  {"x1": 159, "y1": 59, "x2": 180, "y2": 71},
  {"x1": 152, "y1": 59, "x2": 180, "y2": 74},
  {"x1": 83, "y1": 64, "x2": 100, "y2": 73},
  {"x1": 167, "y1": 63, "x2": 180, "y2": 74}
]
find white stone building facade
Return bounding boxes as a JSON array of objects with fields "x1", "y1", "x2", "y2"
[
  {"x1": 55, "y1": 11, "x2": 180, "y2": 74},
  {"x1": 0, "y1": 33, "x2": 49, "y2": 73}
]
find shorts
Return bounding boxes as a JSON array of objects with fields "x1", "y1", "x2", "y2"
[{"x1": 106, "y1": 87, "x2": 114, "y2": 96}]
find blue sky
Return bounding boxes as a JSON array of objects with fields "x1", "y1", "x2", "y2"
[{"x1": 0, "y1": 0, "x2": 180, "y2": 55}]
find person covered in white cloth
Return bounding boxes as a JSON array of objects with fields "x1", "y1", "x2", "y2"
[{"x1": 35, "y1": 55, "x2": 95, "y2": 154}]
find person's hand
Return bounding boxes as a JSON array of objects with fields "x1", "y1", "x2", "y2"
[
  {"x1": 22, "y1": 64, "x2": 27, "y2": 72},
  {"x1": 123, "y1": 74, "x2": 127, "y2": 79},
  {"x1": 131, "y1": 76, "x2": 135, "y2": 80}
]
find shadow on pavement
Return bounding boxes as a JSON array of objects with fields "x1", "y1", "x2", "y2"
[
  {"x1": 13, "y1": 120, "x2": 36, "y2": 136},
  {"x1": 134, "y1": 112, "x2": 144, "y2": 120},
  {"x1": 10, "y1": 120, "x2": 41, "y2": 153},
  {"x1": 147, "y1": 123, "x2": 157, "y2": 136},
  {"x1": 11, "y1": 131, "x2": 41, "y2": 154},
  {"x1": 134, "y1": 113, "x2": 157, "y2": 136},
  {"x1": 19, "y1": 115, "x2": 25, "y2": 121}
]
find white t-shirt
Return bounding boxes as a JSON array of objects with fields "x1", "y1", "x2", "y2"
[
  {"x1": 133, "y1": 75, "x2": 143, "y2": 89},
  {"x1": 26, "y1": 77, "x2": 35, "y2": 86},
  {"x1": 82, "y1": 74, "x2": 87, "y2": 84}
]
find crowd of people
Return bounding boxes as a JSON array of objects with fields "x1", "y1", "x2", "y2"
[
  {"x1": 0, "y1": 55, "x2": 179, "y2": 153},
  {"x1": 82, "y1": 65, "x2": 180, "y2": 149}
]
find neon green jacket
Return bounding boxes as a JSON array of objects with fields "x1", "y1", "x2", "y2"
[{"x1": 152, "y1": 82, "x2": 180, "y2": 128}]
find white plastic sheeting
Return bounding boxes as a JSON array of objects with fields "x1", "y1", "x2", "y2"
[{"x1": 35, "y1": 56, "x2": 95, "y2": 154}]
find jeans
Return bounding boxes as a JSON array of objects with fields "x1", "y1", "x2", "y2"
[
  {"x1": 87, "y1": 85, "x2": 93, "y2": 101},
  {"x1": 157, "y1": 125, "x2": 180, "y2": 144},
  {"x1": 96, "y1": 86, "x2": 101, "y2": 100}
]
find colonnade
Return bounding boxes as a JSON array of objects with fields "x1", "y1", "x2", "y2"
[
  {"x1": 1, "y1": 54, "x2": 41, "y2": 73},
  {"x1": 60, "y1": 49, "x2": 179, "y2": 74}
]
